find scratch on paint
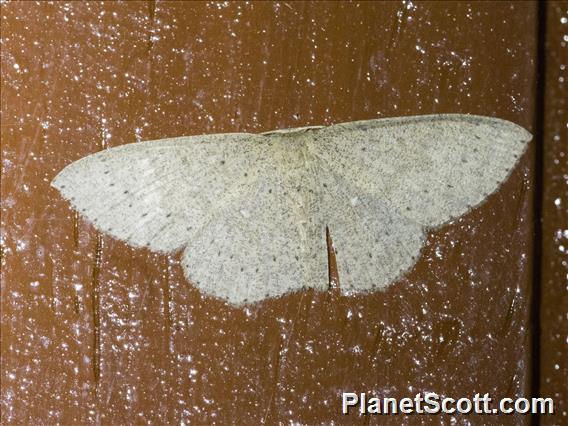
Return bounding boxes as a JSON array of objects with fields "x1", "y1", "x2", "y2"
[
  {"x1": 262, "y1": 333, "x2": 284, "y2": 425},
  {"x1": 162, "y1": 256, "x2": 173, "y2": 354},
  {"x1": 73, "y1": 210, "x2": 79, "y2": 249},
  {"x1": 91, "y1": 233, "x2": 102, "y2": 387}
]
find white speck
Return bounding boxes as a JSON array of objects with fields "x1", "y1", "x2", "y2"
[
  {"x1": 16, "y1": 240, "x2": 28, "y2": 251},
  {"x1": 554, "y1": 197, "x2": 561, "y2": 207},
  {"x1": 435, "y1": 246, "x2": 443, "y2": 259},
  {"x1": 30, "y1": 281, "x2": 39, "y2": 288},
  {"x1": 352, "y1": 345, "x2": 363, "y2": 354},
  {"x1": 13, "y1": 63, "x2": 19, "y2": 70}
]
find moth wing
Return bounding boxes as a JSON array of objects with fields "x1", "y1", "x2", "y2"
[
  {"x1": 312, "y1": 114, "x2": 531, "y2": 228},
  {"x1": 52, "y1": 133, "x2": 271, "y2": 253},
  {"x1": 181, "y1": 178, "x2": 328, "y2": 305},
  {"x1": 307, "y1": 164, "x2": 426, "y2": 294},
  {"x1": 53, "y1": 133, "x2": 327, "y2": 305}
]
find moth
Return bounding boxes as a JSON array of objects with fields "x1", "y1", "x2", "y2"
[{"x1": 52, "y1": 115, "x2": 531, "y2": 305}]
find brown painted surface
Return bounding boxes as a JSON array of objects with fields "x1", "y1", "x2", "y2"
[
  {"x1": 0, "y1": 1, "x2": 547, "y2": 424},
  {"x1": 540, "y1": 2, "x2": 568, "y2": 424}
]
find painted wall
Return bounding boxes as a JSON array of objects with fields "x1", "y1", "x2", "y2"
[{"x1": 2, "y1": 1, "x2": 563, "y2": 424}]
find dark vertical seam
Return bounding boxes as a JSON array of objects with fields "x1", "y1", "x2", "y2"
[{"x1": 531, "y1": 2, "x2": 547, "y2": 425}]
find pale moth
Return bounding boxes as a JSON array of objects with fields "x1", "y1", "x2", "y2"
[{"x1": 52, "y1": 115, "x2": 531, "y2": 305}]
